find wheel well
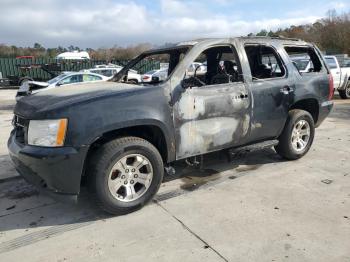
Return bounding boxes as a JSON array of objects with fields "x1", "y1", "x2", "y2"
[
  {"x1": 82, "y1": 125, "x2": 168, "y2": 178},
  {"x1": 290, "y1": 99, "x2": 319, "y2": 123}
]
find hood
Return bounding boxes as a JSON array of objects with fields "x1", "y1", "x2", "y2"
[{"x1": 15, "y1": 81, "x2": 145, "y2": 118}]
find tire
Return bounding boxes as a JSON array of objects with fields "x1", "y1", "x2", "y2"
[
  {"x1": 339, "y1": 83, "x2": 350, "y2": 99},
  {"x1": 88, "y1": 136, "x2": 164, "y2": 215},
  {"x1": 128, "y1": 79, "x2": 138, "y2": 84},
  {"x1": 275, "y1": 109, "x2": 315, "y2": 160}
]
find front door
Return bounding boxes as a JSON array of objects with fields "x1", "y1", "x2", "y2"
[{"x1": 172, "y1": 45, "x2": 252, "y2": 160}]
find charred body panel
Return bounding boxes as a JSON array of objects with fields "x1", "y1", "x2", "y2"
[
  {"x1": 174, "y1": 83, "x2": 250, "y2": 159},
  {"x1": 10, "y1": 83, "x2": 176, "y2": 195},
  {"x1": 169, "y1": 39, "x2": 251, "y2": 159},
  {"x1": 14, "y1": 82, "x2": 175, "y2": 160}
]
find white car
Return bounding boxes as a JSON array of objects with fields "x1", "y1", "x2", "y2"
[
  {"x1": 187, "y1": 62, "x2": 207, "y2": 76},
  {"x1": 56, "y1": 51, "x2": 90, "y2": 60},
  {"x1": 142, "y1": 68, "x2": 168, "y2": 83},
  {"x1": 82, "y1": 65, "x2": 141, "y2": 83},
  {"x1": 16, "y1": 72, "x2": 109, "y2": 99},
  {"x1": 291, "y1": 58, "x2": 313, "y2": 73}
]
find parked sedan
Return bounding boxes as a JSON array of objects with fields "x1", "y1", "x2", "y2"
[
  {"x1": 187, "y1": 62, "x2": 207, "y2": 75},
  {"x1": 291, "y1": 57, "x2": 313, "y2": 73},
  {"x1": 16, "y1": 72, "x2": 109, "y2": 99},
  {"x1": 142, "y1": 68, "x2": 168, "y2": 83},
  {"x1": 82, "y1": 65, "x2": 141, "y2": 83}
]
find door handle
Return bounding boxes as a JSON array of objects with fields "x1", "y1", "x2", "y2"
[
  {"x1": 280, "y1": 85, "x2": 293, "y2": 94},
  {"x1": 239, "y1": 93, "x2": 248, "y2": 99}
]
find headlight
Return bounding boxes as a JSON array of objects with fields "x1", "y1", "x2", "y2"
[{"x1": 28, "y1": 119, "x2": 68, "y2": 147}]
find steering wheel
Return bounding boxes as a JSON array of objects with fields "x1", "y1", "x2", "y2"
[
  {"x1": 192, "y1": 76, "x2": 206, "y2": 87},
  {"x1": 192, "y1": 65, "x2": 206, "y2": 86}
]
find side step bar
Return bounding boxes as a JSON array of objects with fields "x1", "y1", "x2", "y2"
[
  {"x1": 228, "y1": 139, "x2": 279, "y2": 156},
  {"x1": 166, "y1": 139, "x2": 280, "y2": 173}
]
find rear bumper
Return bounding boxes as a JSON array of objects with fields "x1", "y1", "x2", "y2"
[
  {"x1": 8, "y1": 130, "x2": 88, "y2": 202},
  {"x1": 316, "y1": 100, "x2": 334, "y2": 127}
]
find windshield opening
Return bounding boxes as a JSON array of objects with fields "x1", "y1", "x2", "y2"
[{"x1": 111, "y1": 46, "x2": 191, "y2": 85}]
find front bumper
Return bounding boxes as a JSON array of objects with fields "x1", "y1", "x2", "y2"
[
  {"x1": 316, "y1": 100, "x2": 334, "y2": 127},
  {"x1": 8, "y1": 130, "x2": 88, "y2": 202}
]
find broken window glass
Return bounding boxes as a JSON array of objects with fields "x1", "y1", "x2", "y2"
[
  {"x1": 244, "y1": 45, "x2": 286, "y2": 80},
  {"x1": 185, "y1": 45, "x2": 243, "y2": 86},
  {"x1": 284, "y1": 46, "x2": 322, "y2": 73}
]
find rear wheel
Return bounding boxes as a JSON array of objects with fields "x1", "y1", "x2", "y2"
[
  {"x1": 339, "y1": 83, "x2": 350, "y2": 99},
  {"x1": 88, "y1": 137, "x2": 164, "y2": 215},
  {"x1": 275, "y1": 109, "x2": 315, "y2": 160}
]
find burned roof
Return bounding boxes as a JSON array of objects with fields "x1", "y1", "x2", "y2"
[
  {"x1": 146, "y1": 37, "x2": 311, "y2": 56},
  {"x1": 176, "y1": 36, "x2": 310, "y2": 47}
]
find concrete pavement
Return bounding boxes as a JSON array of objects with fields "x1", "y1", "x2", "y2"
[{"x1": 0, "y1": 90, "x2": 349, "y2": 261}]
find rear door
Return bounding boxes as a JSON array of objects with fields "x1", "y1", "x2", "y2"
[{"x1": 243, "y1": 44, "x2": 291, "y2": 142}]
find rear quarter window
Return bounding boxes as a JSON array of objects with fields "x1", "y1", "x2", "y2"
[{"x1": 284, "y1": 46, "x2": 323, "y2": 73}]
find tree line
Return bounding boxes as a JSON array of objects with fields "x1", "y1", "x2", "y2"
[
  {"x1": 0, "y1": 9, "x2": 349, "y2": 59},
  {"x1": 0, "y1": 42, "x2": 153, "y2": 60},
  {"x1": 251, "y1": 10, "x2": 350, "y2": 54}
]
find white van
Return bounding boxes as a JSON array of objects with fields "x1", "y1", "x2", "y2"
[{"x1": 56, "y1": 51, "x2": 90, "y2": 60}]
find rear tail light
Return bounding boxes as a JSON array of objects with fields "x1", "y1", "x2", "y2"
[
  {"x1": 328, "y1": 74, "x2": 334, "y2": 100},
  {"x1": 143, "y1": 75, "x2": 150, "y2": 80}
]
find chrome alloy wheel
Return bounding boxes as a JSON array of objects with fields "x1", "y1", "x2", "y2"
[
  {"x1": 107, "y1": 154, "x2": 153, "y2": 202},
  {"x1": 291, "y1": 119, "x2": 310, "y2": 152}
]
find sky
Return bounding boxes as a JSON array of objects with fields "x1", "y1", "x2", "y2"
[{"x1": 0, "y1": 0, "x2": 349, "y2": 48}]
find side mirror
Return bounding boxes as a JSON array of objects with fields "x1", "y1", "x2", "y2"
[{"x1": 56, "y1": 82, "x2": 62, "y2": 86}]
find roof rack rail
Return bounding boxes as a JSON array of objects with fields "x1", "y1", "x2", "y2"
[
  {"x1": 271, "y1": 36, "x2": 301, "y2": 41},
  {"x1": 243, "y1": 35, "x2": 301, "y2": 41}
]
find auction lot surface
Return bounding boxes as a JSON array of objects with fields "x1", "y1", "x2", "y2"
[{"x1": 0, "y1": 89, "x2": 349, "y2": 262}]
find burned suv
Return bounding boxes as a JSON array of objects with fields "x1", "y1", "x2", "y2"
[{"x1": 8, "y1": 37, "x2": 334, "y2": 215}]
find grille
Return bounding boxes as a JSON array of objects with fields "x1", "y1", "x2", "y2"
[{"x1": 12, "y1": 115, "x2": 29, "y2": 145}]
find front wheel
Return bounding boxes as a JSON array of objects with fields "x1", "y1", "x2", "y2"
[
  {"x1": 275, "y1": 109, "x2": 315, "y2": 160},
  {"x1": 88, "y1": 137, "x2": 164, "y2": 215}
]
